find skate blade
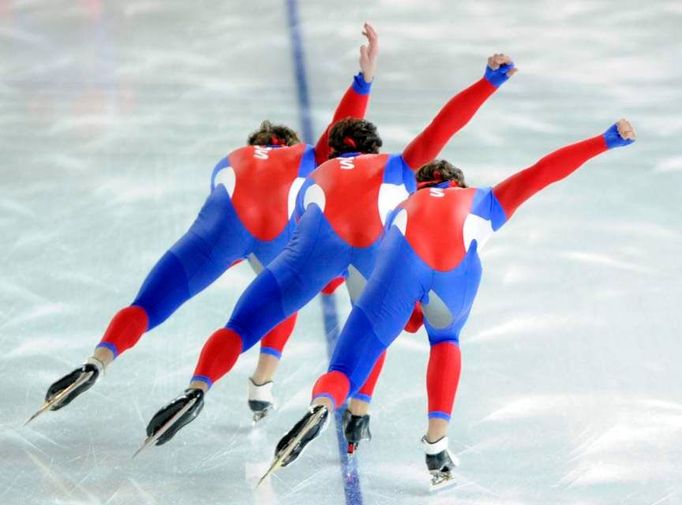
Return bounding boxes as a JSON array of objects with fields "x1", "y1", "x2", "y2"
[
  {"x1": 251, "y1": 409, "x2": 270, "y2": 424},
  {"x1": 257, "y1": 407, "x2": 326, "y2": 487},
  {"x1": 24, "y1": 371, "x2": 94, "y2": 426},
  {"x1": 429, "y1": 472, "x2": 457, "y2": 492},
  {"x1": 132, "y1": 397, "x2": 197, "y2": 459}
]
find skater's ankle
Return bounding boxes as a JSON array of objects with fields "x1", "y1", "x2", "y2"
[
  {"x1": 426, "y1": 418, "x2": 449, "y2": 443},
  {"x1": 188, "y1": 380, "x2": 210, "y2": 393},
  {"x1": 249, "y1": 375, "x2": 272, "y2": 387},
  {"x1": 92, "y1": 347, "x2": 115, "y2": 369},
  {"x1": 251, "y1": 354, "x2": 279, "y2": 385},
  {"x1": 311, "y1": 397, "x2": 334, "y2": 412},
  {"x1": 349, "y1": 398, "x2": 370, "y2": 416}
]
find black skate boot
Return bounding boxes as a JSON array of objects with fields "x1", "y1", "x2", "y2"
[
  {"x1": 138, "y1": 388, "x2": 204, "y2": 453},
  {"x1": 342, "y1": 408, "x2": 371, "y2": 455},
  {"x1": 258, "y1": 405, "x2": 329, "y2": 485},
  {"x1": 248, "y1": 378, "x2": 274, "y2": 423},
  {"x1": 422, "y1": 435, "x2": 459, "y2": 491},
  {"x1": 26, "y1": 358, "x2": 104, "y2": 425}
]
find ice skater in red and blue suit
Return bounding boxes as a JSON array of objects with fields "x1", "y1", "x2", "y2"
[
  {"x1": 272, "y1": 118, "x2": 636, "y2": 485},
  {"x1": 142, "y1": 53, "x2": 519, "y2": 447},
  {"x1": 39, "y1": 24, "x2": 379, "y2": 424}
]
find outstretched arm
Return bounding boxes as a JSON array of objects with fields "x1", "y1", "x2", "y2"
[
  {"x1": 401, "y1": 54, "x2": 517, "y2": 170},
  {"x1": 313, "y1": 23, "x2": 379, "y2": 164},
  {"x1": 493, "y1": 119, "x2": 636, "y2": 221}
]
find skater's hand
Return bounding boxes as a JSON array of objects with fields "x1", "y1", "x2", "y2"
[
  {"x1": 616, "y1": 119, "x2": 636, "y2": 142},
  {"x1": 603, "y1": 118, "x2": 636, "y2": 148},
  {"x1": 484, "y1": 53, "x2": 517, "y2": 88},
  {"x1": 359, "y1": 22, "x2": 379, "y2": 83}
]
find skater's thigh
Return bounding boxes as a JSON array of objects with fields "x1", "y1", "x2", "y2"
[
  {"x1": 227, "y1": 267, "x2": 290, "y2": 350},
  {"x1": 132, "y1": 250, "x2": 192, "y2": 329},
  {"x1": 227, "y1": 209, "x2": 349, "y2": 350},
  {"x1": 265, "y1": 206, "x2": 351, "y2": 314},
  {"x1": 329, "y1": 310, "x2": 389, "y2": 392},
  {"x1": 170, "y1": 186, "x2": 252, "y2": 295},
  {"x1": 423, "y1": 284, "x2": 476, "y2": 346},
  {"x1": 423, "y1": 259, "x2": 482, "y2": 343},
  {"x1": 353, "y1": 229, "x2": 430, "y2": 343},
  {"x1": 329, "y1": 233, "x2": 429, "y2": 392},
  {"x1": 249, "y1": 219, "x2": 295, "y2": 270}
]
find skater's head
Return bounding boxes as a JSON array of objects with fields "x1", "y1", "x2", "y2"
[
  {"x1": 328, "y1": 117, "x2": 382, "y2": 158},
  {"x1": 248, "y1": 120, "x2": 300, "y2": 147},
  {"x1": 416, "y1": 160, "x2": 467, "y2": 189}
]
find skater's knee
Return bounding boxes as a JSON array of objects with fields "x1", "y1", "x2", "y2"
[
  {"x1": 133, "y1": 251, "x2": 190, "y2": 329},
  {"x1": 224, "y1": 319, "x2": 267, "y2": 354},
  {"x1": 227, "y1": 271, "x2": 289, "y2": 350},
  {"x1": 427, "y1": 330, "x2": 460, "y2": 347},
  {"x1": 189, "y1": 187, "x2": 236, "y2": 245}
]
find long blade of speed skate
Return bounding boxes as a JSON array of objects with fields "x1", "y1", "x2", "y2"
[
  {"x1": 24, "y1": 371, "x2": 94, "y2": 426},
  {"x1": 132, "y1": 397, "x2": 197, "y2": 459},
  {"x1": 430, "y1": 472, "x2": 457, "y2": 492},
  {"x1": 257, "y1": 407, "x2": 326, "y2": 487}
]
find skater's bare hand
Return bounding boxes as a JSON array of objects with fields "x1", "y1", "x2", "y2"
[
  {"x1": 487, "y1": 53, "x2": 518, "y2": 78},
  {"x1": 616, "y1": 118, "x2": 636, "y2": 141},
  {"x1": 359, "y1": 22, "x2": 379, "y2": 82}
]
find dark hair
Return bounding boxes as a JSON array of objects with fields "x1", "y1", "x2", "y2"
[
  {"x1": 416, "y1": 159, "x2": 467, "y2": 188},
  {"x1": 328, "y1": 117, "x2": 382, "y2": 158},
  {"x1": 247, "y1": 120, "x2": 300, "y2": 146}
]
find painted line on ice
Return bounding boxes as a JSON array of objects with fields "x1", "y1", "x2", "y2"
[
  {"x1": 285, "y1": 0, "x2": 314, "y2": 144},
  {"x1": 321, "y1": 294, "x2": 364, "y2": 505},
  {"x1": 284, "y1": 1, "x2": 364, "y2": 503}
]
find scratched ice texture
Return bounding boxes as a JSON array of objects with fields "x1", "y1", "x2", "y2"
[{"x1": 1, "y1": 1, "x2": 681, "y2": 504}]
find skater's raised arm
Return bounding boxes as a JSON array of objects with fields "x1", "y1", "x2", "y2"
[
  {"x1": 313, "y1": 23, "x2": 379, "y2": 165},
  {"x1": 401, "y1": 54, "x2": 517, "y2": 171},
  {"x1": 492, "y1": 119, "x2": 636, "y2": 222}
]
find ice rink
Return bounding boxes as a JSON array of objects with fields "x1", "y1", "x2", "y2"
[{"x1": 1, "y1": 1, "x2": 681, "y2": 504}]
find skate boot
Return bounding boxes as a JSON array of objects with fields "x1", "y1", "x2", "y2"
[
  {"x1": 422, "y1": 435, "x2": 459, "y2": 491},
  {"x1": 342, "y1": 408, "x2": 371, "y2": 455},
  {"x1": 26, "y1": 357, "x2": 104, "y2": 425},
  {"x1": 248, "y1": 378, "x2": 274, "y2": 423},
  {"x1": 258, "y1": 405, "x2": 329, "y2": 485},
  {"x1": 135, "y1": 388, "x2": 204, "y2": 456}
]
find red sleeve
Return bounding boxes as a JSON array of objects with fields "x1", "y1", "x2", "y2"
[
  {"x1": 401, "y1": 78, "x2": 497, "y2": 170},
  {"x1": 493, "y1": 135, "x2": 608, "y2": 220},
  {"x1": 314, "y1": 78, "x2": 371, "y2": 165}
]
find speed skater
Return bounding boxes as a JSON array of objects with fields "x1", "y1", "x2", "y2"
[
  {"x1": 30, "y1": 23, "x2": 380, "y2": 426},
  {"x1": 142, "y1": 53, "x2": 518, "y2": 449},
  {"x1": 268, "y1": 118, "x2": 636, "y2": 489}
]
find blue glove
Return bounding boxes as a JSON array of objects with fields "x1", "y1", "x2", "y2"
[
  {"x1": 484, "y1": 62, "x2": 515, "y2": 88},
  {"x1": 603, "y1": 123, "x2": 635, "y2": 149},
  {"x1": 352, "y1": 72, "x2": 372, "y2": 95}
]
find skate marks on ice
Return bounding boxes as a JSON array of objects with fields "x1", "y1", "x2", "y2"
[
  {"x1": 471, "y1": 393, "x2": 682, "y2": 497},
  {"x1": 559, "y1": 398, "x2": 682, "y2": 487},
  {"x1": 0, "y1": 426, "x2": 102, "y2": 504},
  {"x1": 356, "y1": 459, "x2": 502, "y2": 505},
  {"x1": 465, "y1": 313, "x2": 593, "y2": 345}
]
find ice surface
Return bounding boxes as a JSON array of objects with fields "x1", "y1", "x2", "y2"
[{"x1": 1, "y1": 1, "x2": 681, "y2": 504}]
